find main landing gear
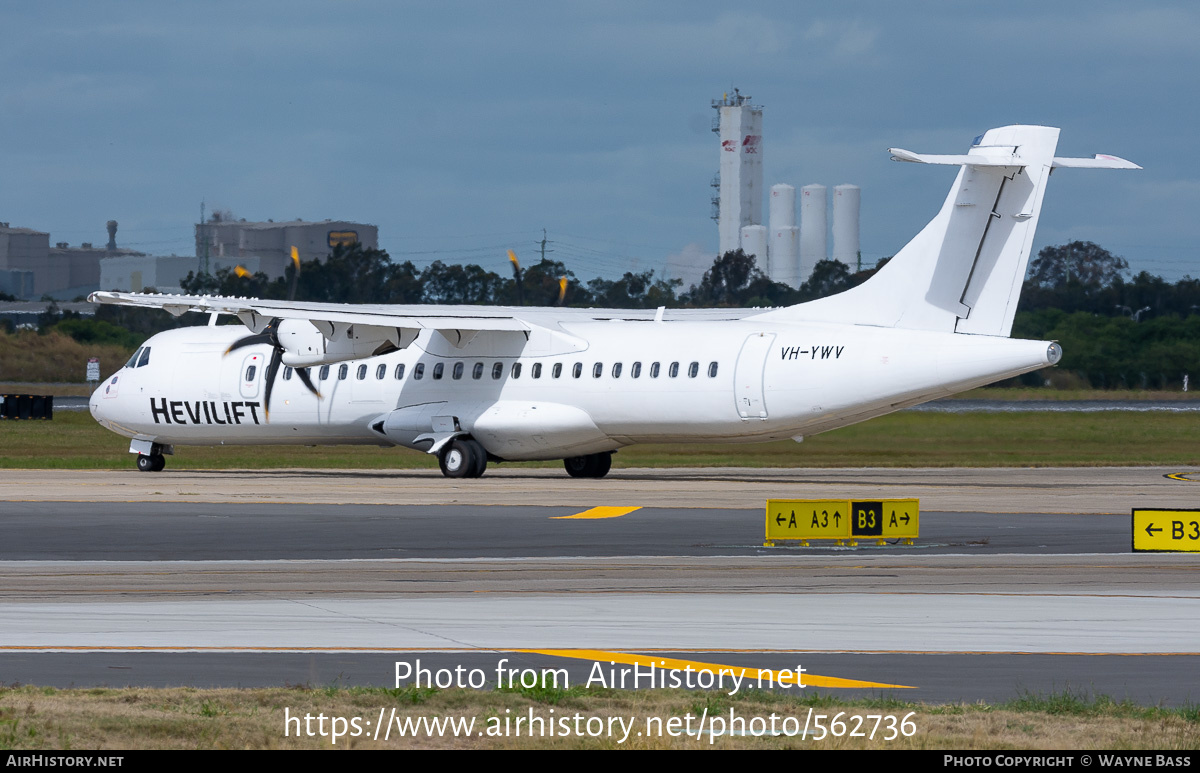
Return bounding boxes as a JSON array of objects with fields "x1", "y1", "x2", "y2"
[
  {"x1": 563, "y1": 452, "x2": 612, "y2": 479},
  {"x1": 438, "y1": 437, "x2": 488, "y2": 478}
]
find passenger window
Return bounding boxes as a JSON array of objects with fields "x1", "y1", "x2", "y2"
[
  {"x1": 432, "y1": 363, "x2": 444, "y2": 380},
  {"x1": 357, "y1": 364, "x2": 368, "y2": 380},
  {"x1": 137, "y1": 347, "x2": 151, "y2": 368},
  {"x1": 650, "y1": 362, "x2": 660, "y2": 378},
  {"x1": 283, "y1": 366, "x2": 293, "y2": 381},
  {"x1": 532, "y1": 363, "x2": 542, "y2": 379},
  {"x1": 492, "y1": 362, "x2": 503, "y2": 380},
  {"x1": 394, "y1": 363, "x2": 406, "y2": 380},
  {"x1": 592, "y1": 362, "x2": 602, "y2": 378},
  {"x1": 552, "y1": 363, "x2": 562, "y2": 378},
  {"x1": 572, "y1": 363, "x2": 582, "y2": 378},
  {"x1": 245, "y1": 365, "x2": 257, "y2": 381},
  {"x1": 452, "y1": 362, "x2": 464, "y2": 380},
  {"x1": 473, "y1": 362, "x2": 484, "y2": 380},
  {"x1": 669, "y1": 362, "x2": 679, "y2": 378},
  {"x1": 612, "y1": 363, "x2": 622, "y2": 378},
  {"x1": 708, "y1": 362, "x2": 718, "y2": 378},
  {"x1": 339, "y1": 364, "x2": 349, "y2": 380},
  {"x1": 631, "y1": 362, "x2": 641, "y2": 378},
  {"x1": 414, "y1": 363, "x2": 425, "y2": 380},
  {"x1": 376, "y1": 363, "x2": 386, "y2": 380},
  {"x1": 512, "y1": 363, "x2": 522, "y2": 379},
  {"x1": 126, "y1": 348, "x2": 143, "y2": 369},
  {"x1": 319, "y1": 365, "x2": 330, "y2": 381},
  {"x1": 688, "y1": 361, "x2": 699, "y2": 378}
]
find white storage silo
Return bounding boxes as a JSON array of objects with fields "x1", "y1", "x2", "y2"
[
  {"x1": 799, "y1": 184, "x2": 827, "y2": 283},
  {"x1": 740, "y1": 225, "x2": 768, "y2": 268},
  {"x1": 768, "y1": 184, "x2": 799, "y2": 287},
  {"x1": 833, "y1": 184, "x2": 861, "y2": 271},
  {"x1": 770, "y1": 226, "x2": 800, "y2": 287},
  {"x1": 769, "y1": 183, "x2": 796, "y2": 228}
]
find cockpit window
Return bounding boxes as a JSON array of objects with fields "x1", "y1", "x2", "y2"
[
  {"x1": 137, "y1": 347, "x2": 151, "y2": 368},
  {"x1": 125, "y1": 348, "x2": 143, "y2": 369}
]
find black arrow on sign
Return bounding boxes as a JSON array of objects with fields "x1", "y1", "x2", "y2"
[
  {"x1": 776, "y1": 513, "x2": 787, "y2": 526},
  {"x1": 1146, "y1": 523, "x2": 1162, "y2": 536},
  {"x1": 833, "y1": 511, "x2": 841, "y2": 526}
]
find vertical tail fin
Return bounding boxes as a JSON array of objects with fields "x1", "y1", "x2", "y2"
[{"x1": 765, "y1": 125, "x2": 1138, "y2": 337}]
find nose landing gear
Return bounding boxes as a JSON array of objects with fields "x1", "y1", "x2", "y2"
[
  {"x1": 136, "y1": 452, "x2": 166, "y2": 472},
  {"x1": 134, "y1": 442, "x2": 168, "y2": 472}
]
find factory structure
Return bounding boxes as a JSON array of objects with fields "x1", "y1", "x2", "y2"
[
  {"x1": 0, "y1": 216, "x2": 377, "y2": 299},
  {"x1": 710, "y1": 89, "x2": 860, "y2": 287}
]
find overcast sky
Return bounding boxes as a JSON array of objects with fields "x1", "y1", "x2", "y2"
[{"x1": 1, "y1": 2, "x2": 1196, "y2": 284}]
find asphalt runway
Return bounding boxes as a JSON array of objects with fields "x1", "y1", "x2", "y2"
[{"x1": 1, "y1": 467, "x2": 1198, "y2": 705}]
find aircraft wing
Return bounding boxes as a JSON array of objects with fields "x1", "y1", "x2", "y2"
[
  {"x1": 89, "y1": 290, "x2": 530, "y2": 332},
  {"x1": 89, "y1": 290, "x2": 533, "y2": 362}
]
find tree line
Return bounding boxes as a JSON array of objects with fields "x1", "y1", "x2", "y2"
[{"x1": 31, "y1": 239, "x2": 1200, "y2": 390}]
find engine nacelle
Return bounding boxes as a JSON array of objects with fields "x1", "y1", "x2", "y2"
[{"x1": 277, "y1": 319, "x2": 418, "y2": 367}]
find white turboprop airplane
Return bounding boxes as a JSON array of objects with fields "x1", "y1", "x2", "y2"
[{"x1": 89, "y1": 125, "x2": 1137, "y2": 478}]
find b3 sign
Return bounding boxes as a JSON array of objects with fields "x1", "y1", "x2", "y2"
[{"x1": 1132, "y1": 509, "x2": 1200, "y2": 552}]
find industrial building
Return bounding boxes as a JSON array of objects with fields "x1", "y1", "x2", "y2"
[
  {"x1": 0, "y1": 220, "x2": 144, "y2": 299},
  {"x1": 709, "y1": 89, "x2": 861, "y2": 287},
  {"x1": 194, "y1": 218, "x2": 379, "y2": 279}
]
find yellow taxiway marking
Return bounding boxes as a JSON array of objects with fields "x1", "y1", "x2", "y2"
[
  {"x1": 552, "y1": 506, "x2": 641, "y2": 520},
  {"x1": 521, "y1": 649, "x2": 913, "y2": 690},
  {"x1": 1165, "y1": 472, "x2": 1198, "y2": 482}
]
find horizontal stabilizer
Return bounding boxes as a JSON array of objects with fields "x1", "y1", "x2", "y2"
[
  {"x1": 892, "y1": 147, "x2": 1141, "y2": 171},
  {"x1": 888, "y1": 148, "x2": 1024, "y2": 167},
  {"x1": 1052, "y1": 154, "x2": 1141, "y2": 170}
]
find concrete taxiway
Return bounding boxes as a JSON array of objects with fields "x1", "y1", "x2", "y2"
[
  {"x1": 1, "y1": 467, "x2": 1197, "y2": 704},
  {"x1": 0, "y1": 465, "x2": 1195, "y2": 512}
]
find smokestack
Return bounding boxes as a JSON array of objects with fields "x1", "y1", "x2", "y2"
[{"x1": 106, "y1": 220, "x2": 118, "y2": 252}]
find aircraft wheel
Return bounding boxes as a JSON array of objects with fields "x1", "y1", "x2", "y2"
[
  {"x1": 464, "y1": 439, "x2": 488, "y2": 478},
  {"x1": 439, "y1": 441, "x2": 470, "y2": 478},
  {"x1": 564, "y1": 452, "x2": 612, "y2": 478},
  {"x1": 564, "y1": 455, "x2": 592, "y2": 478},
  {"x1": 136, "y1": 453, "x2": 165, "y2": 473},
  {"x1": 439, "y1": 439, "x2": 486, "y2": 479}
]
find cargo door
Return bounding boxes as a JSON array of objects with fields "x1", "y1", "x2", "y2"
[{"x1": 733, "y1": 332, "x2": 774, "y2": 420}]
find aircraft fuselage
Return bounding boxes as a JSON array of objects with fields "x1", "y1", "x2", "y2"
[{"x1": 91, "y1": 317, "x2": 1057, "y2": 462}]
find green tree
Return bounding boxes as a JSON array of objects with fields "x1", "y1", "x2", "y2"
[{"x1": 1026, "y1": 241, "x2": 1128, "y2": 291}]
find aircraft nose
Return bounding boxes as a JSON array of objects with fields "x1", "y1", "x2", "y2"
[
  {"x1": 89, "y1": 386, "x2": 103, "y2": 421},
  {"x1": 90, "y1": 376, "x2": 115, "y2": 422}
]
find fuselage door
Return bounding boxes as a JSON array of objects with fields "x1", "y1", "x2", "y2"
[
  {"x1": 734, "y1": 332, "x2": 775, "y2": 420},
  {"x1": 240, "y1": 353, "x2": 264, "y2": 400}
]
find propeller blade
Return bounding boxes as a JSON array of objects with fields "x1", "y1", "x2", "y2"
[
  {"x1": 224, "y1": 332, "x2": 272, "y2": 355},
  {"x1": 288, "y1": 246, "x2": 300, "y2": 301},
  {"x1": 262, "y1": 346, "x2": 283, "y2": 420},
  {"x1": 295, "y1": 366, "x2": 321, "y2": 398}
]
